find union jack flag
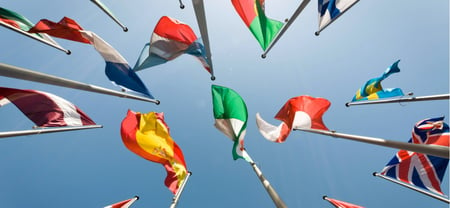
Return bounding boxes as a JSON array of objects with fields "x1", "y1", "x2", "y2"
[{"x1": 380, "y1": 116, "x2": 449, "y2": 195}]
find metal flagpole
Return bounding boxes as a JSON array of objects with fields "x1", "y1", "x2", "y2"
[
  {"x1": 90, "y1": 0, "x2": 128, "y2": 32},
  {"x1": 295, "y1": 128, "x2": 449, "y2": 159},
  {"x1": 261, "y1": 0, "x2": 311, "y2": 59},
  {"x1": 0, "y1": 21, "x2": 71, "y2": 54},
  {"x1": 345, "y1": 93, "x2": 449, "y2": 107},
  {"x1": 373, "y1": 172, "x2": 450, "y2": 204},
  {"x1": 0, "y1": 63, "x2": 160, "y2": 104},
  {"x1": 0, "y1": 125, "x2": 102, "y2": 139},
  {"x1": 314, "y1": 0, "x2": 360, "y2": 36},
  {"x1": 244, "y1": 150, "x2": 287, "y2": 208},
  {"x1": 179, "y1": 0, "x2": 185, "y2": 9},
  {"x1": 191, "y1": 0, "x2": 215, "y2": 80},
  {"x1": 169, "y1": 171, "x2": 192, "y2": 208}
]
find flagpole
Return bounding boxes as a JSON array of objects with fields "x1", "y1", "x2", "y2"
[
  {"x1": 314, "y1": 0, "x2": 360, "y2": 36},
  {"x1": 191, "y1": 0, "x2": 215, "y2": 80},
  {"x1": 345, "y1": 93, "x2": 450, "y2": 107},
  {"x1": 0, "y1": 21, "x2": 71, "y2": 54},
  {"x1": 243, "y1": 150, "x2": 287, "y2": 208},
  {"x1": 179, "y1": 0, "x2": 185, "y2": 9},
  {"x1": 169, "y1": 171, "x2": 192, "y2": 208},
  {"x1": 322, "y1": 196, "x2": 339, "y2": 208},
  {"x1": 261, "y1": 0, "x2": 310, "y2": 59},
  {"x1": 295, "y1": 128, "x2": 449, "y2": 159},
  {"x1": 373, "y1": 172, "x2": 450, "y2": 203},
  {"x1": 90, "y1": 0, "x2": 128, "y2": 32},
  {"x1": 0, "y1": 62, "x2": 160, "y2": 104},
  {"x1": 0, "y1": 125, "x2": 102, "y2": 139}
]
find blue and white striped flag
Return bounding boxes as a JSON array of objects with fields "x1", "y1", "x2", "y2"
[{"x1": 317, "y1": 0, "x2": 359, "y2": 35}]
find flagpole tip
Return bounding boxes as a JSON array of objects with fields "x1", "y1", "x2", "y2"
[
  {"x1": 210, "y1": 76, "x2": 216, "y2": 81},
  {"x1": 345, "y1": 102, "x2": 350, "y2": 107},
  {"x1": 315, "y1": 31, "x2": 320, "y2": 36},
  {"x1": 134, "y1": 195, "x2": 140, "y2": 200},
  {"x1": 322, "y1": 195, "x2": 328, "y2": 200},
  {"x1": 155, "y1": 100, "x2": 161, "y2": 105},
  {"x1": 66, "y1": 50, "x2": 72, "y2": 55},
  {"x1": 180, "y1": 4, "x2": 185, "y2": 9},
  {"x1": 372, "y1": 172, "x2": 378, "y2": 176},
  {"x1": 261, "y1": 54, "x2": 266, "y2": 59},
  {"x1": 123, "y1": 27, "x2": 128, "y2": 32}
]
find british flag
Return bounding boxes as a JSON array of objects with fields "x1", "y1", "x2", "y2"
[{"x1": 380, "y1": 116, "x2": 449, "y2": 195}]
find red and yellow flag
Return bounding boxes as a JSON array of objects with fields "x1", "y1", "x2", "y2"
[{"x1": 120, "y1": 110, "x2": 188, "y2": 194}]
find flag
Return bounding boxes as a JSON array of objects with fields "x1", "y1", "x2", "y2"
[
  {"x1": 133, "y1": 16, "x2": 212, "y2": 76},
  {"x1": 0, "y1": 7, "x2": 61, "y2": 46},
  {"x1": 120, "y1": 110, "x2": 188, "y2": 194},
  {"x1": 231, "y1": 0, "x2": 284, "y2": 50},
  {"x1": 256, "y1": 95, "x2": 330, "y2": 143},
  {"x1": 211, "y1": 85, "x2": 249, "y2": 161},
  {"x1": 323, "y1": 196, "x2": 365, "y2": 208},
  {"x1": 380, "y1": 116, "x2": 450, "y2": 195},
  {"x1": 317, "y1": 0, "x2": 359, "y2": 33},
  {"x1": 104, "y1": 196, "x2": 139, "y2": 208},
  {"x1": 352, "y1": 60, "x2": 404, "y2": 102},
  {"x1": 0, "y1": 87, "x2": 96, "y2": 127},
  {"x1": 28, "y1": 17, "x2": 154, "y2": 99}
]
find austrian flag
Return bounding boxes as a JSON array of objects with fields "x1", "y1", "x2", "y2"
[{"x1": 256, "y1": 95, "x2": 330, "y2": 143}]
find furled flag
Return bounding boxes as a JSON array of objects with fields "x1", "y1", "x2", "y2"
[
  {"x1": 211, "y1": 85, "x2": 250, "y2": 161},
  {"x1": 231, "y1": 0, "x2": 284, "y2": 50},
  {"x1": 120, "y1": 110, "x2": 188, "y2": 194},
  {"x1": 133, "y1": 16, "x2": 212, "y2": 76},
  {"x1": 0, "y1": 87, "x2": 96, "y2": 127},
  {"x1": 351, "y1": 60, "x2": 404, "y2": 102},
  {"x1": 317, "y1": 0, "x2": 359, "y2": 35},
  {"x1": 28, "y1": 17, "x2": 154, "y2": 99},
  {"x1": 0, "y1": 7, "x2": 62, "y2": 49},
  {"x1": 256, "y1": 95, "x2": 330, "y2": 143},
  {"x1": 323, "y1": 196, "x2": 365, "y2": 208},
  {"x1": 104, "y1": 196, "x2": 139, "y2": 208},
  {"x1": 380, "y1": 116, "x2": 449, "y2": 195}
]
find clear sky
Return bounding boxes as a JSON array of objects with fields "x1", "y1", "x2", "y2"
[{"x1": 0, "y1": 1, "x2": 448, "y2": 207}]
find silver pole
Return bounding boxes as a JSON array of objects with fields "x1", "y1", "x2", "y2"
[
  {"x1": 0, "y1": 62, "x2": 160, "y2": 104},
  {"x1": 346, "y1": 94, "x2": 449, "y2": 107},
  {"x1": 90, "y1": 0, "x2": 128, "y2": 32},
  {"x1": 0, "y1": 125, "x2": 102, "y2": 138},
  {"x1": 295, "y1": 128, "x2": 449, "y2": 159},
  {"x1": 373, "y1": 172, "x2": 450, "y2": 204},
  {"x1": 261, "y1": 0, "x2": 311, "y2": 59},
  {"x1": 191, "y1": 0, "x2": 215, "y2": 80},
  {"x1": 244, "y1": 150, "x2": 287, "y2": 208},
  {"x1": 0, "y1": 21, "x2": 71, "y2": 54},
  {"x1": 169, "y1": 171, "x2": 192, "y2": 208}
]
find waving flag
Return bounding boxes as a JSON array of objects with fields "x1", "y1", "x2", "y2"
[
  {"x1": 212, "y1": 85, "x2": 249, "y2": 161},
  {"x1": 133, "y1": 16, "x2": 212, "y2": 76},
  {"x1": 256, "y1": 95, "x2": 330, "y2": 143},
  {"x1": 352, "y1": 60, "x2": 404, "y2": 102},
  {"x1": 0, "y1": 7, "x2": 66, "y2": 52},
  {"x1": 0, "y1": 87, "x2": 95, "y2": 127},
  {"x1": 317, "y1": 0, "x2": 359, "y2": 35},
  {"x1": 104, "y1": 196, "x2": 139, "y2": 208},
  {"x1": 323, "y1": 196, "x2": 365, "y2": 208},
  {"x1": 231, "y1": 0, "x2": 284, "y2": 50},
  {"x1": 28, "y1": 17, "x2": 154, "y2": 99},
  {"x1": 380, "y1": 117, "x2": 450, "y2": 195},
  {"x1": 120, "y1": 110, "x2": 188, "y2": 194}
]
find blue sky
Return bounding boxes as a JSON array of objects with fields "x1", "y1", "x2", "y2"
[{"x1": 0, "y1": 1, "x2": 448, "y2": 207}]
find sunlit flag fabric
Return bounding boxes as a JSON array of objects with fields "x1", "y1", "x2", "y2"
[
  {"x1": 231, "y1": 0, "x2": 284, "y2": 50},
  {"x1": 0, "y1": 7, "x2": 61, "y2": 46},
  {"x1": 380, "y1": 116, "x2": 450, "y2": 195},
  {"x1": 256, "y1": 95, "x2": 330, "y2": 143},
  {"x1": 28, "y1": 17, "x2": 154, "y2": 99},
  {"x1": 318, "y1": 0, "x2": 359, "y2": 33},
  {"x1": 351, "y1": 60, "x2": 404, "y2": 102},
  {"x1": 104, "y1": 196, "x2": 139, "y2": 208},
  {"x1": 0, "y1": 87, "x2": 96, "y2": 127},
  {"x1": 323, "y1": 196, "x2": 365, "y2": 208},
  {"x1": 133, "y1": 16, "x2": 212, "y2": 76},
  {"x1": 211, "y1": 85, "x2": 249, "y2": 161},
  {"x1": 120, "y1": 110, "x2": 188, "y2": 194}
]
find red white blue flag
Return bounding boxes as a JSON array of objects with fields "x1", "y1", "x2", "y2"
[{"x1": 380, "y1": 116, "x2": 449, "y2": 195}]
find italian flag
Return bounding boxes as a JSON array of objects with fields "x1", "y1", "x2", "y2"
[{"x1": 212, "y1": 85, "x2": 250, "y2": 161}]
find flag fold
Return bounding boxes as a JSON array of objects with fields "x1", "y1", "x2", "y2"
[{"x1": 256, "y1": 95, "x2": 330, "y2": 143}]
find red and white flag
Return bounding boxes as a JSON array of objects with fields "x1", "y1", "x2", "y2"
[
  {"x1": 0, "y1": 87, "x2": 95, "y2": 127},
  {"x1": 104, "y1": 196, "x2": 139, "y2": 208},
  {"x1": 256, "y1": 95, "x2": 330, "y2": 143},
  {"x1": 323, "y1": 196, "x2": 365, "y2": 208}
]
